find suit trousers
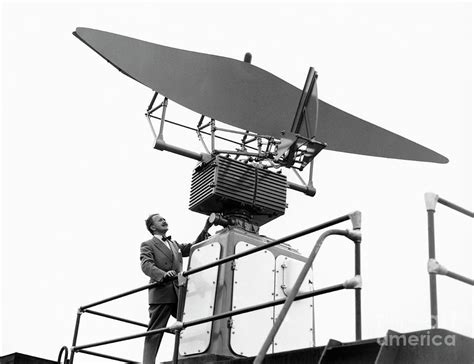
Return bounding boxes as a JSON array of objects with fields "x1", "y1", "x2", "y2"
[{"x1": 143, "y1": 303, "x2": 178, "y2": 364}]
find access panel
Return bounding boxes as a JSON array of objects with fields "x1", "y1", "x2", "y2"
[
  {"x1": 273, "y1": 255, "x2": 315, "y2": 352},
  {"x1": 180, "y1": 243, "x2": 221, "y2": 355},
  {"x1": 230, "y1": 242, "x2": 275, "y2": 356}
]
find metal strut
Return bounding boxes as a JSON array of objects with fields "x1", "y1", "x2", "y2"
[
  {"x1": 196, "y1": 115, "x2": 211, "y2": 154},
  {"x1": 144, "y1": 94, "x2": 321, "y2": 193}
]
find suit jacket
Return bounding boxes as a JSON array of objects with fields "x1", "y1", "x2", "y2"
[{"x1": 140, "y1": 231, "x2": 209, "y2": 304}]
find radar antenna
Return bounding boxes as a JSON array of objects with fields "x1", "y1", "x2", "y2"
[{"x1": 73, "y1": 27, "x2": 448, "y2": 225}]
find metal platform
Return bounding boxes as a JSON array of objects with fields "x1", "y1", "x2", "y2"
[
  {"x1": 0, "y1": 353, "x2": 57, "y2": 364},
  {"x1": 163, "y1": 329, "x2": 474, "y2": 364}
]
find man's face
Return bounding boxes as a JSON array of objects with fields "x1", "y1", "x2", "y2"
[{"x1": 151, "y1": 214, "x2": 168, "y2": 235}]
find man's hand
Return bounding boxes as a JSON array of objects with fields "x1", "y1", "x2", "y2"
[{"x1": 164, "y1": 270, "x2": 177, "y2": 279}]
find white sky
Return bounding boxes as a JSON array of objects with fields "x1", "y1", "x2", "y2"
[{"x1": 1, "y1": 2, "x2": 472, "y2": 363}]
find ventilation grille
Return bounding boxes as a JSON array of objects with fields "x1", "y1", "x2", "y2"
[{"x1": 189, "y1": 156, "x2": 287, "y2": 226}]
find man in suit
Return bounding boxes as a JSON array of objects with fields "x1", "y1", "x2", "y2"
[{"x1": 140, "y1": 213, "x2": 212, "y2": 364}]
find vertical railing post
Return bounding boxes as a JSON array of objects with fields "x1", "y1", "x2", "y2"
[
  {"x1": 354, "y1": 242, "x2": 361, "y2": 340},
  {"x1": 350, "y1": 211, "x2": 362, "y2": 341},
  {"x1": 69, "y1": 309, "x2": 83, "y2": 364},
  {"x1": 425, "y1": 192, "x2": 439, "y2": 329}
]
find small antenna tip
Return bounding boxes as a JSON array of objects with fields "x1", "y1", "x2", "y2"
[{"x1": 244, "y1": 52, "x2": 252, "y2": 63}]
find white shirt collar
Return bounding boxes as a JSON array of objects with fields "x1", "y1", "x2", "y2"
[{"x1": 154, "y1": 234, "x2": 171, "y2": 250}]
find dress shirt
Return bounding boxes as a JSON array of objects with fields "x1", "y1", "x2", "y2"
[{"x1": 154, "y1": 234, "x2": 172, "y2": 251}]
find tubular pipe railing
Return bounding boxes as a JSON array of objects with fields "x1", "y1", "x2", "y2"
[
  {"x1": 57, "y1": 346, "x2": 68, "y2": 364},
  {"x1": 424, "y1": 193, "x2": 473, "y2": 329},
  {"x1": 428, "y1": 259, "x2": 474, "y2": 286},
  {"x1": 183, "y1": 214, "x2": 352, "y2": 278},
  {"x1": 438, "y1": 196, "x2": 474, "y2": 218},
  {"x1": 81, "y1": 283, "x2": 159, "y2": 311},
  {"x1": 254, "y1": 228, "x2": 361, "y2": 364},
  {"x1": 72, "y1": 283, "x2": 352, "y2": 352},
  {"x1": 76, "y1": 350, "x2": 139, "y2": 363},
  {"x1": 84, "y1": 309, "x2": 148, "y2": 328},
  {"x1": 62, "y1": 212, "x2": 361, "y2": 364},
  {"x1": 445, "y1": 270, "x2": 474, "y2": 285}
]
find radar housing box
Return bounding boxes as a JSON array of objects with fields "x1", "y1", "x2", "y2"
[{"x1": 189, "y1": 156, "x2": 287, "y2": 226}]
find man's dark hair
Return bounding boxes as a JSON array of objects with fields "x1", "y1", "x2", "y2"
[{"x1": 145, "y1": 213, "x2": 159, "y2": 235}]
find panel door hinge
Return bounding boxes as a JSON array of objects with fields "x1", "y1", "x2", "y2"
[
  {"x1": 227, "y1": 318, "x2": 234, "y2": 328},
  {"x1": 231, "y1": 260, "x2": 237, "y2": 270}
]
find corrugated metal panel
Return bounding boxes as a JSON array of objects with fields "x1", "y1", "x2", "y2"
[
  {"x1": 189, "y1": 162, "x2": 215, "y2": 210},
  {"x1": 189, "y1": 156, "x2": 287, "y2": 225},
  {"x1": 255, "y1": 168, "x2": 287, "y2": 213}
]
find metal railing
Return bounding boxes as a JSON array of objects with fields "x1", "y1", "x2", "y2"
[
  {"x1": 58, "y1": 212, "x2": 363, "y2": 364},
  {"x1": 424, "y1": 193, "x2": 473, "y2": 329}
]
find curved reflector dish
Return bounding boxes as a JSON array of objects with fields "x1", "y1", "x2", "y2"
[
  {"x1": 74, "y1": 27, "x2": 312, "y2": 138},
  {"x1": 74, "y1": 27, "x2": 448, "y2": 164},
  {"x1": 317, "y1": 101, "x2": 448, "y2": 163}
]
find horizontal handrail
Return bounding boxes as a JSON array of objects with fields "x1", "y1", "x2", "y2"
[
  {"x1": 438, "y1": 196, "x2": 474, "y2": 218},
  {"x1": 79, "y1": 213, "x2": 353, "y2": 311},
  {"x1": 76, "y1": 349, "x2": 138, "y2": 363},
  {"x1": 81, "y1": 283, "x2": 156, "y2": 311},
  {"x1": 84, "y1": 309, "x2": 148, "y2": 328},
  {"x1": 425, "y1": 192, "x2": 473, "y2": 217},
  {"x1": 73, "y1": 281, "x2": 352, "y2": 351},
  {"x1": 446, "y1": 270, "x2": 474, "y2": 286},
  {"x1": 183, "y1": 213, "x2": 352, "y2": 277},
  {"x1": 428, "y1": 259, "x2": 474, "y2": 286},
  {"x1": 182, "y1": 282, "x2": 355, "y2": 329}
]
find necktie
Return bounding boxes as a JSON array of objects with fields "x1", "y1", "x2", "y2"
[{"x1": 162, "y1": 236, "x2": 172, "y2": 251}]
